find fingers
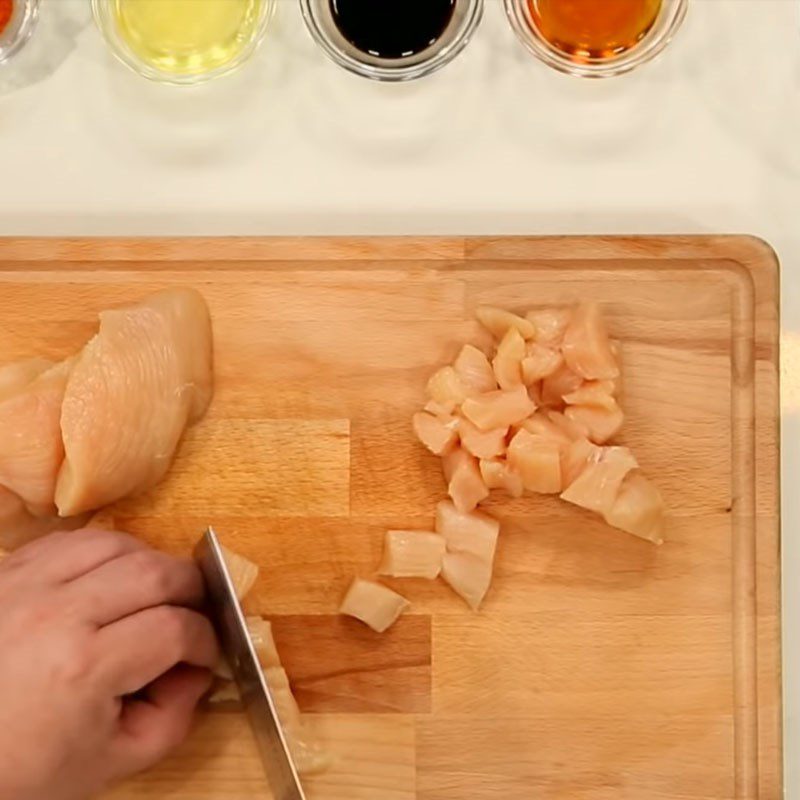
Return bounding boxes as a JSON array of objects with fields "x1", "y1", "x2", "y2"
[
  {"x1": 96, "y1": 606, "x2": 219, "y2": 696},
  {"x1": 5, "y1": 527, "x2": 145, "y2": 585},
  {"x1": 65, "y1": 549, "x2": 206, "y2": 627},
  {"x1": 112, "y1": 665, "x2": 212, "y2": 776}
]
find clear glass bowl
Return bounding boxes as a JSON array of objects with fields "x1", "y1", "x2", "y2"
[
  {"x1": 504, "y1": 0, "x2": 688, "y2": 78},
  {"x1": 0, "y1": 0, "x2": 40, "y2": 66},
  {"x1": 91, "y1": 0, "x2": 275, "y2": 85},
  {"x1": 300, "y1": 0, "x2": 483, "y2": 82}
]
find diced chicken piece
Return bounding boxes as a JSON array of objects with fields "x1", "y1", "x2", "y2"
[
  {"x1": 521, "y1": 343, "x2": 564, "y2": 385},
  {"x1": 339, "y1": 578, "x2": 410, "y2": 633},
  {"x1": 426, "y1": 366, "x2": 467, "y2": 413},
  {"x1": 443, "y1": 448, "x2": 489, "y2": 513},
  {"x1": 262, "y1": 665, "x2": 302, "y2": 740},
  {"x1": 435, "y1": 499, "x2": 500, "y2": 563},
  {"x1": 462, "y1": 385, "x2": 536, "y2": 432},
  {"x1": 479, "y1": 458, "x2": 524, "y2": 498},
  {"x1": 563, "y1": 380, "x2": 618, "y2": 409},
  {"x1": 247, "y1": 616, "x2": 281, "y2": 668},
  {"x1": 540, "y1": 362, "x2": 584, "y2": 408},
  {"x1": 221, "y1": 544, "x2": 259, "y2": 601},
  {"x1": 565, "y1": 403, "x2": 624, "y2": 445},
  {"x1": 525, "y1": 308, "x2": 571, "y2": 346},
  {"x1": 560, "y1": 446, "x2": 638, "y2": 516},
  {"x1": 604, "y1": 471, "x2": 665, "y2": 544},
  {"x1": 453, "y1": 344, "x2": 497, "y2": 394},
  {"x1": 507, "y1": 430, "x2": 561, "y2": 494},
  {"x1": 458, "y1": 418, "x2": 507, "y2": 460},
  {"x1": 441, "y1": 552, "x2": 492, "y2": 611},
  {"x1": 546, "y1": 409, "x2": 588, "y2": 441},
  {"x1": 0, "y1": 359, "x2": 72, "y2": 516},
  {"x1": 561, "y1": 303, "x2": 620, "y2": 380},
  {"x1": 560, "y1": 437, "x2": 598, "y2": 490},
  {"x1": 520, "y1": 411, "x2": 575, "y2": 448},
  {"x1": 56, "y1": 289, "x2": 213, "y2": 517},
  {"x1": 379, "y1": 530, "x2": 445, "y2": 579},
  {"x1": 424, "y1": 399, "x2": 454, "y2": 418},
  {"x1": 492, "y1": 328, "x2": 525, "y2": 389},
  {"x1": 476, "y1": 306, "x2": 535, "y2": 340},
  {"x1": 207, "y1": 679, "x2": 241, "y2": 704},
  {"x1": 413, "y1": 411, "x2": 458, "y2": 455}
]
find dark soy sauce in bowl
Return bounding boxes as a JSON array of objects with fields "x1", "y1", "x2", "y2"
[{"x1": 329, "y1": 0, "x2": 456, "y2": 59}]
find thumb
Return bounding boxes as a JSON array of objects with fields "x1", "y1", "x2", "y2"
[{"x1": 110, "y1": 665, "x2": 213, "y2": 779}]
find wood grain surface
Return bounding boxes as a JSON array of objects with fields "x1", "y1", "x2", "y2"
[{"x1": 0, "y1": 236, "x2": 781, "y2": 800}]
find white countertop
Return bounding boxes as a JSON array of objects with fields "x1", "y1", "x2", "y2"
[{"x1": 0, "y1": 0, "x2": 797, "y2": 792}]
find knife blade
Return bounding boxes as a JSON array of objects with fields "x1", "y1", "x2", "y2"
[{"x1": 194, "y1": 527, "x2": 306, "y2": 800}]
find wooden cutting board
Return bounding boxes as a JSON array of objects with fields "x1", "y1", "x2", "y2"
[{"x1": 0, "y1": 236, "x2": 781, "y2": 800}]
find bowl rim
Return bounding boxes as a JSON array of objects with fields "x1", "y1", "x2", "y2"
[{"x1": 0, "y1": 0, "x2": 41, "y2": 68}]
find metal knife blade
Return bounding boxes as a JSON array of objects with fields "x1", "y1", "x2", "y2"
[{"x1": 195, "y1": 527, "x2": 306, "y2": 800}]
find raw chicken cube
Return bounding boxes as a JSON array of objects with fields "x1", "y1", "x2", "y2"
[
  {"x1": 507, "y1": 430, "x2": 562, "y2": 494},
  {"x1": 461, "y1": 385, "x2": 536, "y2": 432},
  {"x1": 441, "y1": 552, "x2": 493, "y2": 611},
  {"x1": 426, "y1": 366, "x2": 468, "y2": 413},
  {"x1": 379, "y1": 530, "x2": 446, "y2": 579},
  {"x1": 444, "y1": 448, "x2": 489, "y2": 513},
  {"x1": 453, "y1": 344, "x2": 497, "y2": 394},
  {"x1": 525, "y1": 308, "x2": 571, "y2": 346},
  {"x1": 339, "y1": 578, "x2": 410, "y2": 633},
  {"x1": 479, "y1": 458, "x2": 524, "y2": 498},
  {"x1": 458, "y1": 418, "x2": 507, "y2": 460},
  {"x1": 564, "y1": 404, "x2": 624, "y2": 445},
  {"x1": 560, "y1": 446, "x2": 638, "y2": 516},
  {"x1": 521, "y1": 344, "x2": 563, "y2": 384},
  {"x1": 604, "y1": 471, "x2": 665, "y2": 544},
  {"x1": 476, "y1": 306, "x2": 535, "y2": 340},
  {"x1": 540, "y1": 362, "x2": 583, "y2": 408},
  {"x1": 492, "y1": 327, "x2": 526, "y2": 389},
  {"x1": 413, "y1": 411, "x2": 458, "y2": 455},
  {"x1": 435, "y1": 499, "x2": 500, "y2": 563},
  {"x1": 561, "y1": 303, "x2": 620, "y2": 380}
]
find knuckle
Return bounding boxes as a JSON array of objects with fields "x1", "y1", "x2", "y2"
[
  {"x1": 133, "y1": 552, "x2": 175, "y2": 597},
  {"x1": 154, "y1": 606, "x2": 193, "y2": 649},
  {"x1": 56, "y1": 632, "x2": 96, "y2": 685}
]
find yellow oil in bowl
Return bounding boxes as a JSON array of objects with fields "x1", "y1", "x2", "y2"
[{"x1": 113, "y1": 0, "x2": 265, "y2": 77}]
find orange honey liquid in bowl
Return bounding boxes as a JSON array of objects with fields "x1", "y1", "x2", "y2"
[{"x1": 528, "y1": 0, "x2": 661, "y2": 60}]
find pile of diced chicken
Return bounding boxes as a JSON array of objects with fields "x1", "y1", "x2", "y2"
[{"x1": 339, "y1": 303, "x2": 664, "y2": 631}]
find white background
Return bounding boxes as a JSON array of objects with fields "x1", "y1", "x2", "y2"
[{"x1": 0, "y1": 0, "x2": 796, "y2": 792}]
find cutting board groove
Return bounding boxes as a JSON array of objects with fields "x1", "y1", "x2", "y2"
[{"x1": 0, "y1": 236, "x2": 780, "y2": 800}]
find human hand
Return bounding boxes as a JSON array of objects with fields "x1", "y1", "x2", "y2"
[{"x1": 0, "y1": 528, "x2": 219, "y2": 800}]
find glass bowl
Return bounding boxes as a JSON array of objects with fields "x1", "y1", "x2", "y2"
[
  {"x1": 91, "y1": 0, "x2": 275, "y2": 85},
  {"x1": 504, "y1": 0, "x2": 688, "y2": 78},
  {"x1": 300, "y1": 0, "x2": 483, "y2": 82},
  {"x1": 0, "y1": 0, "x2": 40, "y2": 66}
]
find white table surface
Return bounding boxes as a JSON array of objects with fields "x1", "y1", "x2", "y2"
[{"x1": 0, "y1": 0, "x2": 796, "y2": 793}]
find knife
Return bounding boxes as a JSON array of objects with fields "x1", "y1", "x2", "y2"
[{"x1": 194, "y1": 527, "x2": 307, "y2": 800}]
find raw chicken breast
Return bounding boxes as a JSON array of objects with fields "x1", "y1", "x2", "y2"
[
  {"x1": 413, "y1": 411, "x2": 458, "y2": 455},
  {"x1": 563, "y1": 380, "x2": 618, "y2": 409},
  {"x1": 453, "y1": 344, "x2": 496, "y2": 394},
  {"x1": 0, "y1": 359, "x2": 72, "y2": 515},
  {"x1": 461, "y1": 385, "x2": 536, "y2": 431},
  {"x1": 222, "y1": 544, "x2": 259, "y2": 601},
  {"x1": 521, "y1": 344, "x2": 563, "y2": 384},
  {"x1": 441, "y1": 552, "x2": 492, "y2": 610},
  {"x1": 379, "y1": 530, "x2": 445, "y2": 579},
  {"x1": 561, "y1": 303, "x2": 620, "y2": 380},
  {"x1": 520, "y1": 411, "x2": 575, "y2": 449},
  {"x1": 560, "y1": 437, "x2": 598, "y2": 490},
  {"x1": 479, "y1": 458, "x2": 524, "y2": 498},
  {"x1": 492, "y1": 328, "x2": 525, "y2": 389},
  {"x1": 546, "y1": 409, "x2": 588, "y2": 442},
  {"x1": 561, "y1": 446, "x2": 638, "y2": 515},
  {"x1": 540, "y1": 362, "x2": 583, "y2": 408},
  {"x1": 525, "y1": 309, "x2": 571, "y2": 346},
  {"x1": 426, "y1": 366, "x2": 468, "y2": 413},
  {"x1": 55, "y1": 289, "x2": 213, "y2": 517},
  {"x1": 458, "y1": 418, "x2": 507, "y2": 460},
  {"x1": 476, "y1": 306, "x2": 535, "y2": 340},
  {"x1": 339, "y1": 578, "x2": 410, "y2": 633},
  {"x1": 564, "y1": 404, "x2": 624, "y2": 445},
  {"x1": 0, "y1": 358, "x2": 52, "y2": 399},
  {"x1": 443, "y1": 447, "x2": 489, "y2": 513},
  {"x1": 435, "y1": 500, "x2": 499, "y2": 563},
  {"x1": 507, "y1": 430, "x2": 562, "y2": 494},
  {"x1": 604, "y1": 471, "x2": 665, "y2": 544}
]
